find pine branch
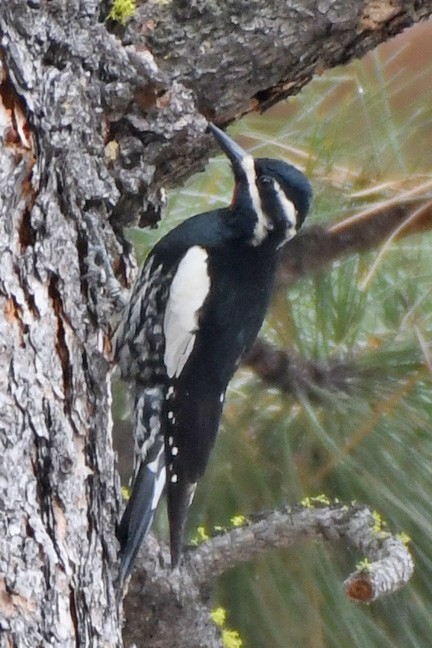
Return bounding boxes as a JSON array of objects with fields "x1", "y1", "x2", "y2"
[
  {"x1": 188, "y1": 503, "x2": 413, "y2": 601},
  {"x1": 122, "y1": 502, "x2": 414, "y2": 647},
  {"x1": 277, "y1": 197, "x2": 432, "y2": 286},
  {"x1": 243, "y1": 197, "x2": 432, "y2": 392},
  {"x1": 243, "y1": 338, "x2": 364, "y2": 397}
]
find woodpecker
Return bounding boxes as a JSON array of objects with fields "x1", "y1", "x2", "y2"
[{"x1": 114, "y1": 123, "x2": 312, "y2": 586}]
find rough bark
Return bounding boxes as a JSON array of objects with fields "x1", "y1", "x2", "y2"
[
  {"x1": 0, "y1": 1, "x2": 428, "y2": 646},
  {"x1": 109, "y1": 0, "x2": 432, "y2": 230},
  {"x1": 126, "y1": 0, "x2": 431, "y2": 119},
  {"x1": 0, "y1": 6, "x2": 123, "y2": 646}
]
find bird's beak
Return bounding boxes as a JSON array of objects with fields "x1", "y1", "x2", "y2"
[{"x1": 207, "y1": 123, "x2": 253, "y2": 181}]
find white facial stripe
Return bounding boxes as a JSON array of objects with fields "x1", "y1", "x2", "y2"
[
  {"x1": 272, "y1": 180, "x2": 297, "y2": 241},
  {"x1": 164, "y1": 246, "x2": 210, "y2": 378},
  {"x1": 240, "y1": 155, "x2": 268, "y2": 245}
]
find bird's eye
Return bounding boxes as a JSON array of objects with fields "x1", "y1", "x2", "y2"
[{"x1": 257, "y1": 175, "x2": 272, "y2": 187}]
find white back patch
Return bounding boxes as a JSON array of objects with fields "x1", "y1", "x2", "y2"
[
  {"x1": 164, "y1": 246, "x2": 210, "y2": 378},
  {"x1": 240, "y1": 156, "x2": 268, "y2": 246}
]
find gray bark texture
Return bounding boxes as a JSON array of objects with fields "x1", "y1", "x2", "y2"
[{"x1": 0, "y1": 1, "x2": 429, "y2": 647}]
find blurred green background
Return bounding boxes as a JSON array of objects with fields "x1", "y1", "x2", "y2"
[{"x1": 114, "y1": 19, "x2": 432, "y2": 648}]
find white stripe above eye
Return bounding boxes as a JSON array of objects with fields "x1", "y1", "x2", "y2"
[
  {"x1": 240, "y1": 155, "x2": 269, "y2": 246},
  {"x1": 163, "y1": 246, "x2": 210, "y2": 378}
]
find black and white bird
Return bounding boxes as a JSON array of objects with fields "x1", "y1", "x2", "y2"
[{"x1": 114, "y1": 123, "x2": 312, "y2": 586}]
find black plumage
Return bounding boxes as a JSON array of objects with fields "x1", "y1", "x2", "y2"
[{"x1": 114, "y1": 123, "x2": 312, "y2": 585}]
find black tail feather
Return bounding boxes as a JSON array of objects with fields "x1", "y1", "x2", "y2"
[
  {"x1": 167, "y1": 470, "x2": 196, "y2": 568},
  {"x1": 117, "y1": 440, "x2": 165, "y2": 588}
]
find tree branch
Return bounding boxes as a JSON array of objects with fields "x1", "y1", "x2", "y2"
[
  {"x1": 243, "y1": 195, "x2": 432, "y2": 394},
  {"x1": 105, "y1": 1, "x2": 432, "y2": 229},
  {"x1": 188, "y1": 503, "x2": 413, "y2": 601},
  {"x1": 122, "y1": 502, "x2": 413, "y2": 647},
  {"x1": 277, "y1": 196, "x2": 432, "y2": 286},
  {"x1": 243, "y1": 338, "x2": 364, "y2": 397},
  {"x1": 126, "y1": 0, "x2": 432, "y2": 119}
]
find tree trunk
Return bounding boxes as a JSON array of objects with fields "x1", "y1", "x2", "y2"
[
  {"x1": 0, "y1": 4, "x2": 123, "y2": 644},
  {"x1": 0, "y1": 1, "x2": 429, "y2": 646}
]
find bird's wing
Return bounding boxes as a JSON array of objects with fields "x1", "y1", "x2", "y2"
[
  {"x1": 114, "y1": 255, "x2": 173, "y2": 386},
  {"x1": 163, "y1": 245, "x2": 211, "y2": 379},
  {"x1": 114, "y1": 254, "x2": 174, "y2": 586},
  {"x1": 162, "y1": 245, "x2": 217, "y2": 566},
  {"x1": 116, "y1": 245, "x2": 213, "y2": 576}
]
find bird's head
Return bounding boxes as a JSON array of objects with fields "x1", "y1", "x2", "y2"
[{"x1": 208, "y1": 123, "x2": 312, "y2": 247}]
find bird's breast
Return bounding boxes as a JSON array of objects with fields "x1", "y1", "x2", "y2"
[{"x1": 184, "y1": 244, "x2": 277, "y2": 387}]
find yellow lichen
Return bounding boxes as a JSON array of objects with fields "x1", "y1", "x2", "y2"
[
  {"x1": 190, "y1": 525, "x2": 210, "y2": 545},
  {"x1": 211, "y1": 606, "x2": 227, "y2": 627},
  {"x1": 107, "y1": 0, "x2": 136, "y2": 25},
  {"x1": 397, "y1": 532, "x2": 412, "y2": 546},
  {"x1": 301, "y1": 494, "x2": 331, "y2": 508},
  {"x1": 230, "y1": 514, "x2": 247, "y2": 527},
  {"x1": 356, "y1": 557, "x2": 374, "y2": 573},
  {"x1": 371, "y1": 510, "x2": 385, "y2": 533},
  {"x1": 211, "y1": 607, "x2": 243, "y2": 647},
  {"x1": 222, "y1": 629, "x2": 243, "y2": 648},
  {"x1": 121, "y1": 485, "x2": 131, "y2": 501}
]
